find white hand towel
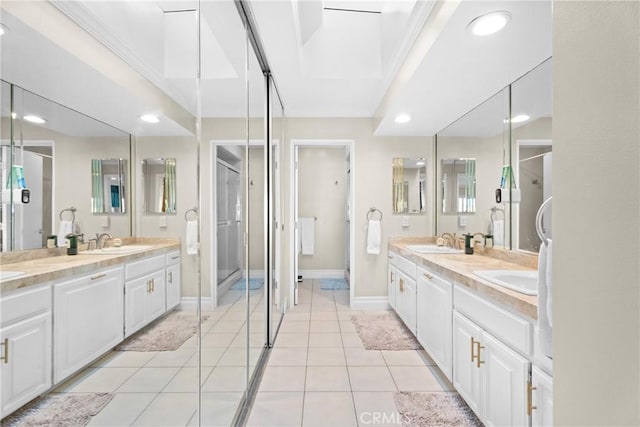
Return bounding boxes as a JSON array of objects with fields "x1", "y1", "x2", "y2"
[
  {"x1": 492, "y1": 219, "x2": 504, "y2": 247},
  {"x1": 57, "y1": 220, "x2": 73, "y2": 247},
  {"x1": 537, "y1": 241, "x2": 552, "y2": 358},
  {"x1": 186, "y1": 220, "x2": 198, "y2": 255},
  {"x1": 366, "y1": 219, "x2": 381, "y2": 255},
  {"x1": 546, "y1": 239, "x2": 553, "y2": 327},
  {"x1": 299, "y1": 217, "x2": 315, "y2": 255}
]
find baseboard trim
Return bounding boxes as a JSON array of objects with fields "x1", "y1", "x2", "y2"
[
  {"x1": 179, "y1": 297, "x2": 213, "y2": 311},
  {"x1": 350, "y1": 297, "x2": 390, "y2": 310},
  {"x1": 299, "y1": 269, "x2": 345, "y2": 279}
]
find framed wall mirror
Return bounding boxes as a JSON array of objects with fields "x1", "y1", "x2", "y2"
[
  {"x1": 91, "y1": 159, "x2": 127, "y2": 214},
  {"x1": 143, "y1": 158, "x2": 177, "y2": 214},
  {"x1": 441, "y1": 158, "x2": 476, "y2": 214},
  {"x1": 392, "y1": 158, "x2": 426, "y2": 214}
]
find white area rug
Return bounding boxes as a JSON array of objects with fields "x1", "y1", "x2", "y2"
[
  {"x1": 394, "y1": 392, "x2": 483, "y2": 427},
  {"x1": 350, "y1": 311, "x2": 422, "y2": 350},
  {"x1": 115, "y1": 311, "x2": 209, "y2": 351},
  {"x1": 1, "y1": 393, "x2": 113, "y2": 427}
]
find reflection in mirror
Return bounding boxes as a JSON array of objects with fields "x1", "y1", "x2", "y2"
[
  {"x1": 436, "y1": 88, "x2": 509, "y2": 245},
  {"x1": 441, "y1": 158, "x2": 476, "y2": 213},
  {"x1": 142, "y1": 158, "x2": 177, "y2": 214},
  {"x1": 91, "y1": 159, "x2": 126, "y2": 214},
  {"x1": 511, "y1": 58, "x2": 552, "y2": 252},
  {"x1": 392, "y1": 158, "x2": 426, "y2": 214}
]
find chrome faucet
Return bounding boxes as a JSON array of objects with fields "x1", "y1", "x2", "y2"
[{"x1": 96, "y1": 233, "x2": 113, "y2": 249}]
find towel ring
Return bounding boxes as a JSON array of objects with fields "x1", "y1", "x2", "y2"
[
  {"x1": 59, "y1": 207, "x2": 76, "y2": 222},
  {"x1": 184, "y1": 208, "x2": 198, "y2": 221},
  {"x1": 367, "y1": 207, "x2": 383, "y2": 221}
]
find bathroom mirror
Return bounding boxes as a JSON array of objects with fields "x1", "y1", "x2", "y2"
[
  {"x1": 142, "y1": 158, "x2": 177, "y2": 215},
  {"x1": 392, "y1": 157, "x2": 426, "y2": 214},
  {"x1": 91, "y1": 159, "x2": 127, "y2": 214},
  {"x1": 441, "y1": 158, "x2": 476, "y2": 213}
]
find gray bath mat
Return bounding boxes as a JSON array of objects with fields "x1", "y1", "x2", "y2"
[
  {"x1": 394, "y1": 392, "x2": 482, "y2": 427},
  {"x1": 350, "y1": 311, "x2": 422, "y2": 350},
  {"x1": 1, "y1": 393, "x2": 113, "y2": 427},
  {"x1": 115, "y1": 311, "x2": 209, "y2": 351}
]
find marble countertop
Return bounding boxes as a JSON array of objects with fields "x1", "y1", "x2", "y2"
[
  {"x1": 389, "y1": 238, "x2": 538, "y2": 320},
  {"x1": 1, "y1": 238, "x2": 181, "y2": 293}
]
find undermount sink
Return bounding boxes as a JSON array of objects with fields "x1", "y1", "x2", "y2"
[
  {"x1": 84, "y1": 245, "x2": 154, "y2": 255},
  {"x1": 406, "y1": 244, "x2": 464, "y2": 254},
  {"x1": 473, "y1": 270, "x2": 538, "y2": 296},
  {"x1": 0, "y1": 270, "x2": 26, "y2": 281}
]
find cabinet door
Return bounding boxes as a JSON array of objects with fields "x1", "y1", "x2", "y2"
[
  {"x1": 147, "y1": 271, "x2": 166, "y2": 322},
  {"x1": 395, "y1": 271, "x2": 407, "y2": 324},
  {"x1": 54, "y1": 269, "x2": 123, "y2": 383},
  {"x1": 1, "y1": 312, "x2": 52, "y2": 415},
  {"x1": 417, "y1": 271, "x2": 452, "y2": 380},
  {"x1": 532, "y1": 366, "x2": 553, "y2": 427},
  {"x1": 404, "y1": 277, "x2": 417, "y2": 335},
  {"x1": 452, "y1": 311, "x2": 482, "y2": 417},
  {"x1": 166, "y1": 263, "x2": 181, "y2": 310},
  {"x1": 387, "y1": 264, "x2": 396, "y2": 310},
  {"x1": 481, "y1": 331, "x2": 529, "y2": 427},
  {"x1": 125, "y1": 276, "x2": 150, "y2": 337}
]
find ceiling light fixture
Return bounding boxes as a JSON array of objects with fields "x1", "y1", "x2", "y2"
[
  {"x1": 510, "y1": 114, "x2": 530, "y2": 123},
  {"x1": 23, "y1": 115, "x2": 46, "y2": 124},
  {"x1": 468, "y1": 11, "x2": 511, "y2": 36},
  {"x1": 394, "y1": 113, "x2": 411, "y2": 124},
  {"x1": 416, "y1": 160, "x2": 425, "y2": 166},
  {"x1": 0, "y1": 24, "x2": 8, "y2": 36},
  {"x1": 140, "y1": 114, "x2": 160, "y2": 124}
]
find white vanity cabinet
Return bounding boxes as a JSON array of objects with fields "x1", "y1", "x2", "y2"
[
  {"x1": 531, "y1": 366, "x2": 553, "y2": 427},
  {"x1": 393, "y1": 255, "x2": 417, "y2": 334},
  {"x1": 53, "y1": 267, "x2": 124, "y2": 383},
  {"x1": 0, "y1": 284, "x2": 52, "y2": 415},
  {"x1": 453, "y1": 285, "x2": 531, "y2": 427},
  {"x1": 387, "y1": 254, "x2": 396, "y2": 310},
  {"x1": 165, "y1": 251, "x2": 181, "y2": 310},
  {"x1": 124, "y1": 254, "x2": 166, "y2": 337},
  {"x1": 416, "y1": 266, "x2": 452, "y2": 381}
]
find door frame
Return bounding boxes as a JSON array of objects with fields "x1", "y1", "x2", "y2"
[{"x1": 289, "y1": 139, "x2": 355, "y2": 309}]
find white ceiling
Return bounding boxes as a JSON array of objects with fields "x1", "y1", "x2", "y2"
[{"x1": 0, "y1": 0, "x2": 552, "y2": 138}]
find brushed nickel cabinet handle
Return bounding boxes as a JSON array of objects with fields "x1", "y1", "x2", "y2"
[
  {"x1": 169, "y1": 272, "x2": 173, "y2": 284},
  {"x1": 1, "y1": 338, "x2": 8, "y2": 364},
  {"x1": 91, "y1": 273, "x2": 106, "y2": 281},
  {"x1": 475, "y1": 341, "x2": 485, "y2": 368},
  {"x1": 527, "y1": 381, "x2": 538, "y2": 416}
]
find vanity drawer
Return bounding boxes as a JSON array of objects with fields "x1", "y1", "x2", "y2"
[
  {"x1": 125, "y1": 255, "x2": 165, "y2": 281},
  {"x1": 395, "y1": 255, "x2": 416, "y2": 279},
  {"x1": 454, "y1": 284, "x2": 532, "y2": 356},
  {"x1": 1, "y1": 284, "x2": 52, "y2": 326},
  {"x1": 387, "y1": 252, "x2": 396, "y2": 266},
  {"x1": 166, "y1": 251, "x2": 180, "y2": 266}
]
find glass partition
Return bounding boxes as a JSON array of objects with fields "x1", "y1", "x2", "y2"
[{"x1": 436, "y1": 89, "x2": 510, "y2": 247}]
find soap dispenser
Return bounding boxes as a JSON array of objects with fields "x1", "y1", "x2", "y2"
[{"x1": 463, "y1": 233, "x2": 474, "y2": 255}]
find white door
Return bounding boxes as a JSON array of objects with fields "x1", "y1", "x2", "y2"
[
  {"x1": 481, "y1": 331, "x2": 529, "y2": 427},
  {"x1": 18, "y1": 150, "x2": 43, "y2": 250},
  {"x1": 531, "y1": 366, "x2": 553, "y2": 427},
  {"x1": 404, "y1": 277, "x2": 417, "y2": 335},
  {"x1": 1, "y1": 312, "x2": 52, "y2": 415},
  {"x1": 293, "y1": 146, "x2": 299, "y2": 305},
  {"x1": 452, "y1": 311, "x2": 482, "y2": 417}
]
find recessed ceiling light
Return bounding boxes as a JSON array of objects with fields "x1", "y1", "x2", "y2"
[
  {"x1": 468, "y1": 11, "x2": 511, "y2": 36},
  {"x1": 0, "y1": 24, "x2": 8, "y2": 36},
  {"x1": 394, "y1": 113, "x2": 411, "y2": 124},
  {"x1": 24, "y1": 115, "x2": 46, "y2": 124},
  {"x1": 140, "y1": 114, "x2": 159, "y2": 124},
  {"x1": 11, "y1": 112, "x2": 17, "y2": 119},
  {"x1": 510, "y1": 114, "x2": 530, "y2": 123},
  {"x1": 416, "y1": 160, "x2": 425, "y2": 166}
]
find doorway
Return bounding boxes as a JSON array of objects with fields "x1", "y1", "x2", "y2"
[{"x1": 289, "y1": 140, "x2": 354, "y2": 308}]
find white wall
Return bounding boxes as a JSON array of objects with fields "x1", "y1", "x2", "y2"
[
  {"x1": 298, "y1": 147, "x2": 346, "y2": 271},
  {"x1": 554, "y1": 1, "x2": 639, "y2": 424}
]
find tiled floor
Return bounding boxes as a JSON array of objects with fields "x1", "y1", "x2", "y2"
[
  {"x1": 246, "y1": 279, "x2": 454, "y2": 427},
  {"x1": 48, "y1": 286, "x2": 266, "y2": 427}
]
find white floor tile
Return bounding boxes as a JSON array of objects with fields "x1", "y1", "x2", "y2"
[
  {"x1": 339, "y1": 321, "x2": 358, "y2": 334},
  {"x1": 91, "y1": 351, "x2": 157, "y2": 368},
  {"x1": 217, "y1": 346, "x2": 261, "y2": 366},
  {"x1": 381, "y1": 350, "x2": 434, "y2": 366},
  {"x1": 230, "y1": 333, "x2": 265, "y2": 348},
  {"x1": 341, "y1": 333, "x2": 365, "y2": 348},
  {"x1": 278, "y1": 321, "x2": 311, "y2": 334},
  {"x1": 247, "y1": 392, "x2": 304, "y2": 427},
  {"x1": 302, "y1": 392, "x2": 357, "y2": 427},
  {"x1": 305, "y1": 366, "x2": 351, "y2": 391},
  {"x1": 284, "y1": 312, "x2": 311, "y2": 321},
  {"x1": 163, "y1": 366, "x2": 213, "y2": 392},
  {"x1": 201, "y1": 333, "x2": 238, "y2": 348},
  {"x1": 132, "y1": 393, "x2": 197, "y2": 426},
  {"x1": 87, "y1": 393, "x2": 157, "y2": 426},
  {"x1": 388, "y1": 366, "x2": 449, "y2": 391},
  {"x1": 268, "y1": 348, "x2": 309, "y2": 366},
  {"x1": 309, "y1": 321, "x2": 341, "y2": 333},
  {"x1": 146, "y1": 349, "x2": 196, "y2": 367},
  {"x1": 344, "y1": 348, "x2": 386, "y2": 366},
  {"x1": 117, "y1": 367, "x2": 180, "y2": 392},
  {"x1": 201, "y1": 366, "x2": 248, "y2": 392},
  {"x1": 197, "y1": 392, "x2": 243, "y2": 427},
  {"x1": 275, "y1": 333, "x2": 309, "y2": 348},
  {"x1": 308, "y1": 333, "x2": 343, "y2": 348},
  {"x1": 206, "y1": 320, "x2": 245, "y2": 334},
  {"x1": 259, "y1": 366, "x2": 306, "y2": 391},
  {"x1": 306, "y1": 347, "x2": 346, "y2": 366},
  {"x1": 310, "y1": 311, "x2": 339, "y2": 321},
  {"x1": 338, "y1": 311, "x2": 354, "y2": 320},
  {"x1": 348, "y1": 367, "x2": 397, "y2": 392},
  {"x1": 185, "y1": 347, "x2": 227, "y2": 367},
  {"x1": 352, "y1": 392, "x2": 402, "y2": 427},
  {"x1": 56, "y1": 368, "x2": 138, "y2": 393}
]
